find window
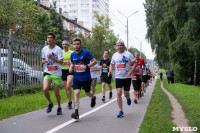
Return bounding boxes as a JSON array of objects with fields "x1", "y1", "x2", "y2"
[
  {"x1": 93, "y1": 10, "x2": 99, "y2": 14},
  {"x1": 63, "y1": 0, "x2": 67, "y2": 2},
  {"x1": 63, "y1": 5, "x2": 67, "y2": 8},
  {"x1": 70, "y1": 10, "x2": 78, "y2": 13},
  {"x1": 81, "y1": 4, "x2": 89, "y2": 8},
  {"x1": 93, "y1": 0, "x2": 99, "y2": 2},
  {"x1": 69, "y1": 4, "x2": 78, "y2": 7},
  {"x1": 81, "y1": 0, "x2": 89, "y2": 2},
  {"x1": 80, "y1": 16, "x2": 89, "y2": 21},
  {"x1": 92, "y1": 4, "x2": 99, "y2": 8},
  {"x1": 81, "y1": 10, "x2": 89, "y2": 14}
]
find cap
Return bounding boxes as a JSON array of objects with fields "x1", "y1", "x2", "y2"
[{"x1": 62, "y1": 40, "x2": 69, "y2": 45}]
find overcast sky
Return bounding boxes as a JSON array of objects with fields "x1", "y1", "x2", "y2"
[{"x1": 108, "y1": 0, "x2": 155, "y2": 59}]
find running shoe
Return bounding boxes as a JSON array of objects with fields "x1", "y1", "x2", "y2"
[
  {"x1": 117, "y1": 111, "x2": 124, "y2": 118},
  {"x1": 68, "y1": 101, "x2": 72, "y2": 109},
  {"x1": 46, "y1": 103, "x2": 53, "y2": 113},
  {"x1": 91, "y1": 96, "x2": 96, "y2": 108},
  {"x1": 57, "y1": 107, "x2": 62, "y2": 115},
  {"x1": 109, "y1": 92, "x2": 112, "y2": 99},
  {"x1": 102, "y1": 97, "x2": 105, "y2": 102},
  {"x1": 134, "y1": 99, "x2": 138, "y2": 104},
  {"x1": 127, "y1": 98, "x2": 131, "y2": 105},
  {"x1": 71, "y1": 112, "x2": 79, "y2": 119}
]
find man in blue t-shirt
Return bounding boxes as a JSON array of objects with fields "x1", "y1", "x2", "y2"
[{"x1": 69, "y1": 38, "x2": 97, "y2": 120}]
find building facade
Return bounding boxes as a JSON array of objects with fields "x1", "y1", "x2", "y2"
[{"x1": 51, "y1": 0, "x2": 109, "y2": 30}]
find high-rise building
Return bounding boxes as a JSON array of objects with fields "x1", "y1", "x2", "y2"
[{"x1": 49, "y1": 0, "x2": 109, "y2": 30}]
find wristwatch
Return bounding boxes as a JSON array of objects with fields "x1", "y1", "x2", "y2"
[{"x1": 86, "y1": 65, "x2": 89, "y2": 69}]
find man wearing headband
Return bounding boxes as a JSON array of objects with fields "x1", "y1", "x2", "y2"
[{"x1": 61, "y1": 40, "x2": 74, "y2": 109}]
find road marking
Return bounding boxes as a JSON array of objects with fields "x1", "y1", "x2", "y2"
[{"x1": 45, "y1": 90, "x2": 133, "y2": 133}]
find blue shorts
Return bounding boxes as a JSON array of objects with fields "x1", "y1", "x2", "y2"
[{"x1": 73, "y1": 79, "x2": 91, "y2": 93}]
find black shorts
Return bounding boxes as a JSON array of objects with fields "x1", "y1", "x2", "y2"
[
  {"x1": 142, "y1": 75, "x2": 148, "y2": 83},
  {"x1": 132, "y1": 79, "x2": 141, "y2": 91},
  {"x1": 62, "y1": 69, "x2": 74, "y2": 80},
  {"x1": 115, "y1": 78, "x2": 131, "y2": 91},
  {"x1": 73, "y1": 79, "x2": 91, "y2": 93},
  {"x1": 101, "y1": 76, "x2": 112, "y2": 84}
]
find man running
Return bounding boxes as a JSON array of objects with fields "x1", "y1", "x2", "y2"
[
  {"x1": 69, "y1": 38, "x2": 97, "y2": 119},
  {"x1": 100, "y1": 50, "x2": 113, "y2": 102},
  {"x1": 61, "y1": 40, "x2": 74, "y2": 109},
  {"x1": 90, "y1": 62, "x2": 100, "y2": 94},
  {"x1": 42, "y1": 32, "x2": 63, "y2": 115},
  {"x1": 132, "y1": 54, "x2": 142, "y2": 104},
  {"x1": 108, "y1": 40, "x2": 137, "y2": 118},
  {"x1": 141, "y1": 61, "x2": 148, "y2": 94}
]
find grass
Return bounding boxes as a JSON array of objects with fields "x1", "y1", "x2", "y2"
[
  {"x1": 162, "y1": 75, "x2": 200, "y2": 132},
  {"x1": 0, "y1": 81, "x2": 116, "y2": 120},
  {"x1": 139, "y1": 79, "x2": 178, "y2": 133}
]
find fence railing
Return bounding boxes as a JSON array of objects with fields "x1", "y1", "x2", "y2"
[{"x1": 0, "y1": 29, "x2": 45, "y2": 96}]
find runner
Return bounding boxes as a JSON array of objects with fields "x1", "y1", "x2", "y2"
[
  {"x1": 108, "y1": 40, "x2": 137, "y2": 118},
  {"x1": 100, "y1": 50, "x2": 113, "y2": 102},
  {"x1": 69, "y1": 38, "x2": 97, "y2": 120},
  {"x1": 61, "y1": 40, "x2": 74, "y2": 109},
  {"x1": 90, "y1": 62, "x2": 100, "y2": 94},
  {"x1": 160, "y1": 72, "x2": 163, "y2": 81},
  {"x1": 131, "y1": 54, "x2": 142, "y2": 104},
  {"x1": 42, "y1": 32, "x2": 63, "y2": 115},
  {"x1": 141, "y1": 61, "x2": 148, "y2": 94}
]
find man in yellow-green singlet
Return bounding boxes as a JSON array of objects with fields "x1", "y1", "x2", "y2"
[{"x1": 61, "y1": 40, "x2": 74, "y2": 109}]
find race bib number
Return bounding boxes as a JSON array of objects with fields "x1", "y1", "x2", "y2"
[
  {"x1": 102, "y1": 68, "x2": 108, "y2": 73},
  {"x1": 47, "y1": 66, "x2": 57, "y2": 71},
  {"x1": 75, "y1": 65, "x2": 85, "y2": 72},
  {"x1": 63, "y1": 61, "x2": 70, "y2": 67},
  {"x1": 132, "y1": 75, "x2": 137, "y2": 80},
  {"x1": 117, "y1": 63, "x2": 126, "y2": 70}
]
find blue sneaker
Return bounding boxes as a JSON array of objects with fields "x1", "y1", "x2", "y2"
[
  {"x1": 117, "y1": 111, "x2": 124, "y2": 118},
  {"x1": 127, "y1": 98, "x2": 131, "y2": 106}
]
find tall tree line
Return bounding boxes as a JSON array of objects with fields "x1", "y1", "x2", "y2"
[{"x1": 144, "y1": 0, "x2": 200, "y2": 85}]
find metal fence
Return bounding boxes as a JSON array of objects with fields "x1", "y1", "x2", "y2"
[{"x1": 0, "y1": 29, "x2": 44, "y2": 96}]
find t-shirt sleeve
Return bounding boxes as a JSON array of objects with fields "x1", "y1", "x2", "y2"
[
  {"x1": 111, "y1": 55, "x2": 115, "y2": 64},
  {"x1": 129, "y1": 53, "x2": 135, "y2": 62},
  {"x1": 58, "y1": 48, "x2": 64, "y2": 60},
  {"x1": 86, "y1": 50, "x2": 94, "y2": 60},
  {"x1": 41, "y1": 48, "x2": 45, "y2": 59}
]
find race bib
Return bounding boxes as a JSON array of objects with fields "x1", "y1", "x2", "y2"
[
  {"x1": 63, "y1": 61, "x2": 70, "y2": 67},
  {"x1": 47, "y1": 66, "x2": 57, "y2": 71},
  {"x1": 75, "y1": 65, "x2": 85, "y2": 72},
  {"x1": 102, "y1": 68, "x2": 108, "y2": 73},
  {"x1": 132, "y1": 74, "x2": 137, "y2": 80},
  {"x1": 117, "y1": 63, "x2": 126, "y2": 69}
]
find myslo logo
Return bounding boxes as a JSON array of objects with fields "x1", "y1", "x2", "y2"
[{"x1": 172, "y1": 127, "x2": 198, "y2": 132}]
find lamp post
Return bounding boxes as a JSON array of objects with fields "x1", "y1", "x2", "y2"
[
  {"x1": 135, "y1": 37, "x2": 145, "y2": 58},
  {"x1": 118, "y1": 11, "x2": 138, "y2": 51}
]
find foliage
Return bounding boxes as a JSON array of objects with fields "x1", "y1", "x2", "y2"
[
  {"x1": 144, "y1": 0, "x2": 200, "y2": 85},
  {"x1": 91, "y1": 14, "x2": 118, "y2": 59}
]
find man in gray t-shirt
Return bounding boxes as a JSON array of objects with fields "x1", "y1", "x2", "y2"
[{"x1": 166, "y1": 68, "x2": 172, "y2": 84}]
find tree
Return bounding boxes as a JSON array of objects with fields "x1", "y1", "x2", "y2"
[{"x1": 91, "y1": 14, "x2": 118, "y2": 59}]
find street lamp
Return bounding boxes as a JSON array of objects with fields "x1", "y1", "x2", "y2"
[
  {"x1": 135, "y1": 37, "x2": 145, "y2": 58},
  {"x1": 117, "y1": 10, "x2": 138, "y2": 51}
]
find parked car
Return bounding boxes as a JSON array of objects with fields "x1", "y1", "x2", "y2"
[{"x1": 0, "y1": 57, "x2": 43, "y2": 85}]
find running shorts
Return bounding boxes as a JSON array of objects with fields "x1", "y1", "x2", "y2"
[
  {"x1": 62, "y1": 69, "x2": 74, "y2": 81},
  {"x1": 73, "y1": 79, "x2": 91, "y2": 93},
  {"x1": 132, "y1": 78, "x2": 141, "y2": 91},
  {"x1": 115, "y1": 78, "x2": 131, "y2": 91},
  {"x1": 101, "y1": 76, "x2": 111, "y2": 84},
  {"x1": 44, "y1": 74, "x2": 62, "y2": 85}
]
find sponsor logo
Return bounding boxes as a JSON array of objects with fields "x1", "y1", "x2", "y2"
[{"x1": 172, "y1": 127, "x2": 198, "y2": 132}]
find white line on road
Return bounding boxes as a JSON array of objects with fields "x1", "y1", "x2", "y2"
[{"x1": 45, "y1": 90, "x2": 133, "y2": 133}]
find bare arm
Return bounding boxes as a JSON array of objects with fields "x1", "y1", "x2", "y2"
[
  {"x1": 127, "y1": 60, "x2": 138, "y2": 77},
  {"x1": 69, "y1": 62, "x2": 74, "y2": 73},
  {"x1": 108, "y1": 63, "x2": 114, "y2": 77},
  {"x1": 42, "y1": 58, "x2": 48, "y2": 64}
]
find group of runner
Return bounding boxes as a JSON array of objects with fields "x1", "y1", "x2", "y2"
[{"x1": 41, "y1": 32, "x2": 154, "y2": 119}]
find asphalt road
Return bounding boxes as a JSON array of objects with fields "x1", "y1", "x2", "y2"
[{"x1": 0, "y1": 77, "x2": 157, "y2": 133}]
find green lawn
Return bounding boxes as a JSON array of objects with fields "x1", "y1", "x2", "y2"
[
  {"x1": 163, "y1": 77, "x2": 200, "y2": 132},
  {"x1": 0, "y1": 82, "x2": 115, "y2": 120},
  {"x1": 139, "y1": 79, "x2": 178, "y2": 133}
]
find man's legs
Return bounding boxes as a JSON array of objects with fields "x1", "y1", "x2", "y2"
[
  {"x1": 108, "y1": 83, "x2": 112, "y2": 99},
  {"x1": 43, "y1": 78, "x2": 52, "y2": 103},
  {"x1": 54, "y1": 84, "x2": 61, "y2": 107},
  {"x1": 74, "y1": 89, "x2": 80, "y2": 110},
  {"x1": 102, "y1": 82, "x2": 106, "y2": 101},
  {"x1": 167, "y1": 78, "x2": 170, "y2": 84},
  {"x1": 117, "y1": 88, "x2": 123, "y2": 111},
  {"x1": 66, "y1": 75, "x2": 73, "y2": 103}
]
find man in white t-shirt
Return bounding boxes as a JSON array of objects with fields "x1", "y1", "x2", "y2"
[
  {"x1": 41, "y1": 32, "x2": 64, "y2": 115},
  {"x1": 108, "y1": 40, "x2": 138, "y2": 118},
  {"x1": 90, "y1": 63, "x2": 100, "y2": 94}
]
